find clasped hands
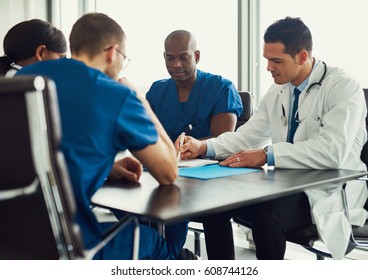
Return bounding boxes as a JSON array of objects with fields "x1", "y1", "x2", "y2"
[
  {"x1": 175, "y1": 135, "x2": 266, "y2": 168},
  {"x1": 109, "y1": 157, "x2": 142, "y2": 182}
]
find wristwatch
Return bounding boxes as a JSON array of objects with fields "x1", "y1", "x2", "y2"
[{"x1": 263, "y1": 146, "x2": 268, "y2": 157}]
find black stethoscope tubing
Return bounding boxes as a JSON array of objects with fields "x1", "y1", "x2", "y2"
[
  {"x1": 281, "y1": 61, "x2": 327, "y2": 126},
  {"x1": 306, "y1": 61, "x2": 327, "y2": 93}
]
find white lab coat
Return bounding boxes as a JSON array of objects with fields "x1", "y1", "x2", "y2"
[{"x1": 209, "y1": 60, "x2": 368, "y2": 259}]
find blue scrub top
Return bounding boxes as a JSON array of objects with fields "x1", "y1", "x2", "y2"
[
  {"x1": 146, "y1": 69, "x2": 243, "y2": 142},
  {"x1": 17, "y1": 58, "x2": 158, "y2": 248}
]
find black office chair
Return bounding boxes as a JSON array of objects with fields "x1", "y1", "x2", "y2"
[
  {"x1": 188, "y1": 90, "x2": 254, "y2": 257},
  {"x1": 234, "y1": 88, "x2": 368, "y2": 260},
  {"x1": 236, "y1": 91, "x2": 253, "y2": 130},
  {"x1": 0, "y1": 76, "x2": 137, "y2": 259}
]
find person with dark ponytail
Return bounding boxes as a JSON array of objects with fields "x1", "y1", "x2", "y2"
[{"x1": 0, "y1": 19, "x2": 67, "y2": 77}]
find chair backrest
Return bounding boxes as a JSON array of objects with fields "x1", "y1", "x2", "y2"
[
  {"x1": 0, "y1": 76, "x2": 83, "y2": 259},
  {"x1": 236, "y1": 91, "x2": 253, "y2": 130}
]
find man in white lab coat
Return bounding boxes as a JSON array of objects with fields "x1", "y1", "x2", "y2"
[{"x1": 177, "y1": 17, "x2": 368, "y2": 259}]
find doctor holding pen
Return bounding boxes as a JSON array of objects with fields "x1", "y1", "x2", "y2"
[
  {"x1": 146, "y1": 30, "x2": 243, "y2": 143},
  {"x1": 146, "y1": 30, "x2": 243, "y2": 259},
  {"x1": 177, "y1": 17, "x2": 368, "y2": 260}
]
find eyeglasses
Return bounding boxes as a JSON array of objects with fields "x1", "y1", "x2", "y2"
[{"x1": 104, "y1": 46, "x2": 131, "y2": 69}]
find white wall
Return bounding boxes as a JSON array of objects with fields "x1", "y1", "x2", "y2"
[
  {"x1": 95, "y1": 0, "x2": 238, "y2": 94},
  {"x1": 0, "y1": 0, "x2": 47, "y2": 55}
]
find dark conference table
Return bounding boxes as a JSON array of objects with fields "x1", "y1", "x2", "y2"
[{"x1": 91, "y1": 167, "x2": 368, "y2": 225}]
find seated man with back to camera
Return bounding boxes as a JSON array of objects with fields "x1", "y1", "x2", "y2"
[
  {"x1": 17, "y1": 12, "x2": 178, "y2": 260},
  {"x1": 146, "y1": 29, "x2": 243, "y2": 259},
  {"x1": 177, "y1": 17, "x2": 368, "y2": 260}
]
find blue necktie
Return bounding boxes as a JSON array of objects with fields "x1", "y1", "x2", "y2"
[{"x1": 288, "y1": 88, "x2": 301, "y2": 143}]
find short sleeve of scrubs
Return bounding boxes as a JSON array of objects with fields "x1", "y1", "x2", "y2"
[
  {"x1": 212, "y1": 81, "x2": 242, "y2": 116},
  {"x1": 115, "y1": 93, "x2": 158, "y2": 150}
]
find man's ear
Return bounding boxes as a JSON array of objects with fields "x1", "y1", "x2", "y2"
[
  {"x1": 194, "y1": 50, "x2": 200, "y2": 64},
  {"x1": 35, "y1": 45, "x2": 47, "y2": 61},
  {"x1": 297, "y1": 50, "x2": 308, "y2": 65},
  {"x1": 105, "y1": 45, "x2": 116, "y2": 65}
]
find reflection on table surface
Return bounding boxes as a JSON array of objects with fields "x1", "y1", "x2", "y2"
[{"x1": 92, "y1": 168, "x2": 367, "y2": 224}]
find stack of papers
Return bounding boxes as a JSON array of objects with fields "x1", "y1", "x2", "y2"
[{"x1": 178, "y1": 158, "x2": 218, "y2": 168}]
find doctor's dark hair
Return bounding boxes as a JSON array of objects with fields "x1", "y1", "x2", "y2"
[
  {"x1": 0, "y1": 19, "x2": 67, "y2": 75},
  {"x1": 69, "y1": 13, "x2": 125, "y2": 58},
  {"x1": 264, "y1": 17, "x2": 313, "y2": 57}
]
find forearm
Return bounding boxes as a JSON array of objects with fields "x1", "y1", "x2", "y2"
[
  {"x1": 133, "y1": 138, "x2": 178, "y2": 185},
  {"x1": 210, "y1": 112, "x2": 237, "y2": 137}
]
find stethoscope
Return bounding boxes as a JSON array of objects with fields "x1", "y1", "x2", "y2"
[{"x1": 281, "y1": 61, "x2": 327, "y2": 126}]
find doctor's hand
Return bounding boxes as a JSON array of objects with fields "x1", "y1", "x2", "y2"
[
  {"x1": 176, "y1": 136, "x2": 207, "y2": 159},
  {"x1": 220, "y1": 149, "x2": 266, "y2": 168},
  {"x1": 109, "y1": 157, "x2": 143, "y2": 182}
]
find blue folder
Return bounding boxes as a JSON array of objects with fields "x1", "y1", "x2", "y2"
[{"x1": 178, "y1": 164, "x2": 260, "y2": 180}]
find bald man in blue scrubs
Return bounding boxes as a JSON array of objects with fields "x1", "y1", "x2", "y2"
[{"x1": 146, "y1": 30, "x2": 243, "y2": 259}]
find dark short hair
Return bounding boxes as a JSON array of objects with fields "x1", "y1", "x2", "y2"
[
  {"x1": 0, "y1": 19, "x2": 67, "y2": 74},
  {"x1": 69, "y1": 13, "x2": 125, "y2": 58},
  {"x1": 264, "y1": 17, "x2": 313, "y2": 57}
]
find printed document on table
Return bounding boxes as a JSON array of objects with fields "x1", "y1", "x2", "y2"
[{"x1": 178, "y1": 158, "x2": 218, "y2": 168}]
